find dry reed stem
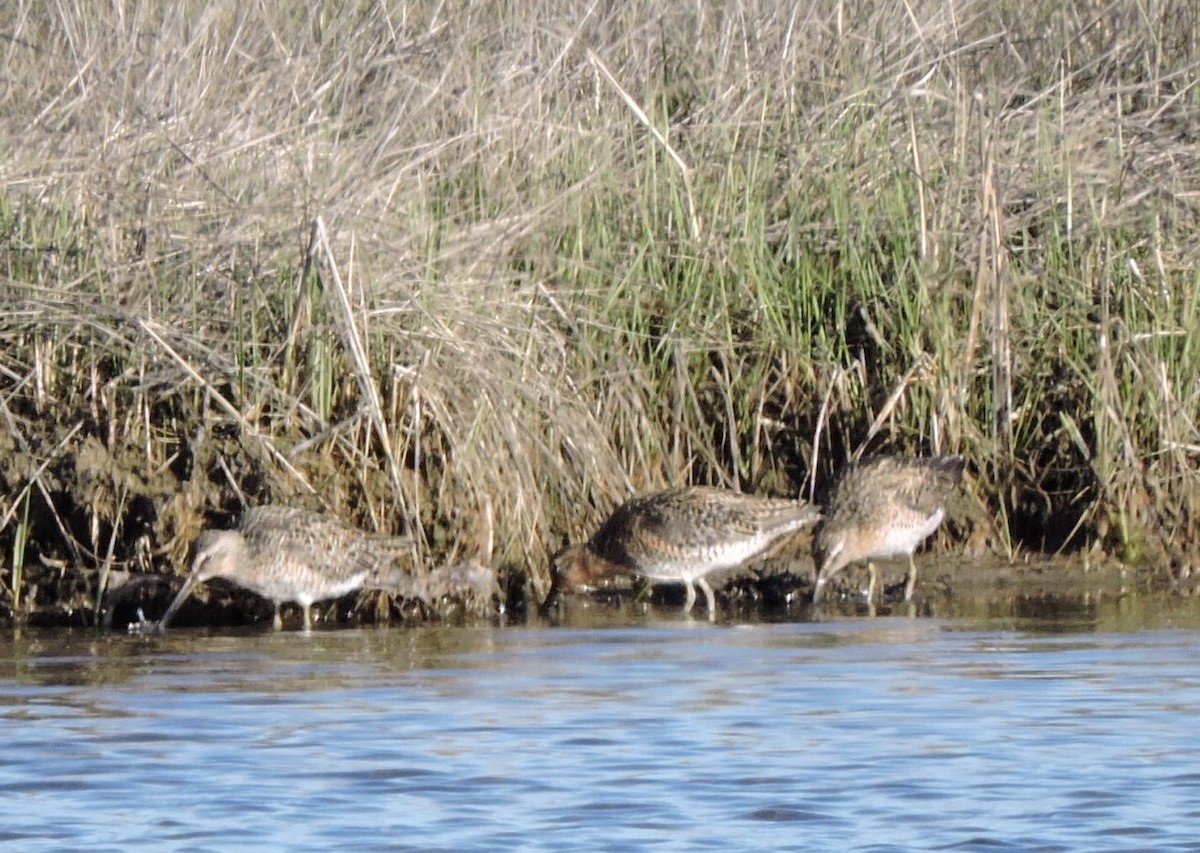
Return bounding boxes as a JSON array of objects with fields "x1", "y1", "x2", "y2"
[
  {"x1": 854, "y1": 353, "x2": 937, "y2": 462},
  {"x1": 586, "y1": 48, "x2": 701, "y2": 242},
  {"x1": 312, "y1": 218, "x2": 409, "y2": 516},
  {"x1": 138, "y1": 319, "x2": 316, "y2": 496}
]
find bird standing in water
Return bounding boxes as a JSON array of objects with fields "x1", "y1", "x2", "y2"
[
  {"x1": 157, "y1": 505, "x2": 412, "y2": 631},
  {"x1": 553, "y1": 486, "x2": 822, "y2": 621},
  {"x1": 812, "y1": 455, "x2": 965, "y2": 605}
]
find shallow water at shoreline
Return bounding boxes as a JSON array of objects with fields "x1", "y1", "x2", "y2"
[{"x1": 2, "y1": 582, "x2": 1200, "y2": 851}]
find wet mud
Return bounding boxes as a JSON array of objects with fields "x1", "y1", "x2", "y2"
[{"x1": 549, "y1": 554, "x2": 1192, "y2": 631}]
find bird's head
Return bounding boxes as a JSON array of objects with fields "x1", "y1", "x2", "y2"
[{"x1": 189, "y1": 529, "x2": 248, "y2": 583}]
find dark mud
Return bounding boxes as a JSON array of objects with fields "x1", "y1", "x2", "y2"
[
  {"x1": 6, "y1": 516, "x2": 1181, "y2": 632},
  {"x1": 542, "y1": 553, "x2": 1191, "y2": 630}
]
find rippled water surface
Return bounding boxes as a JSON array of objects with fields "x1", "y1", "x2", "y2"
[{"x1": 4, "y1": 595, "x2": 1200, "y2": 851}]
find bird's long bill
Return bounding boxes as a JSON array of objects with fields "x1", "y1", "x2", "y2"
[
  {"x1": 537, "y1": 571, "x2": 564, "y2": 619},
  {"x1": 156, "y1": 572, "x2": 201, "y2": 629}
]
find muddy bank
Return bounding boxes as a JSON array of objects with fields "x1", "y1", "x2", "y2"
[
  {"x1": 0, "y1": 421, "x2": 514, "y2": 630},
  {"x1": 0, "y1": 418, "x2": 1182, "y2": 632},
  {"x1": 0, "y1": 520, "x2": 1188, "y2": 632},
  {"x1": 550, "y1": 555, "x2": 1190, "y2": 628}
]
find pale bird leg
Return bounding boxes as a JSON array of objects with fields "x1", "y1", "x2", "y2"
[
  {"x1": 301, "y1": 604, "x2": 313, "y2": 632},
  {"x1": 683, "y1": 580, "x2": 697, "y2": 616},
  {"x1": 697, "y1": 577, "x2": 717, "y2": 622},
  {"x1": 904, "y1": 554, "x2": 918, "y2": 602},
  {"x1": 867, "y1": 562, "x2": 879, "y2": 605},
  {"x1": 272, "y1": 604, "x2": 283, "y2": 632}
]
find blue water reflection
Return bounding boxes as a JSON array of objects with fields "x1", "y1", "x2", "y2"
[{"x1": 1, "y1": 612, "x2": 1199, "y2": 851}]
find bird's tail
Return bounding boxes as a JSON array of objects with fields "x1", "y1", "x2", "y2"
[{"x1": 927, "y1": 454, "x2": 967, "y2": 487}]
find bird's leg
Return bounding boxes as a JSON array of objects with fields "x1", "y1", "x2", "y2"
[
  {"x1": 697, "y1": 577, "x2": 717, "y2": 622},
  {"x1": 683, "y1": 580, "x2": 697, "y2": 616},
  {"x1": 867, "y1": 562, "x2": 879, "y2": 604},
  {"x1": 302, "y1": 604, "x2": 313, "y2": 632},
  {"x1": 811, "y1": 574, "x2": 828, "y2": 604},
  {"x1": 904, "y1": 554, "x2": 918, "y2": 602},
  {"x1": 272, "y1": 604, "x2": 283, "y2": 631}
]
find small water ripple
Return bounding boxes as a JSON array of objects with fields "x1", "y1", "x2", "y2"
[{"x1": 0, "y1": 618, "x2": 1196, "y2": 849}]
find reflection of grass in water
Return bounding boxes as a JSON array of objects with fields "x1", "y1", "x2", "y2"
[{"x1": 0, "y1": 1, "x2": 1196, "y2": 621}]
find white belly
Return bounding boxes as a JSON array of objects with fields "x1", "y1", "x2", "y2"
[
  {"x1": 875, "y1": 508, "x2": 945, "y2": 558},
  {"x1": 638, "y1": 533, "x2": 770, "y2": 583}
]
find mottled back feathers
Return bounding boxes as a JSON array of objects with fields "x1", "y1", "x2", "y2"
[
  {"x1": 159, "y1": 505, "x2": 414, "y2": 630},
  {"x1": 813, "y1": 455, "x2": 964, "y2": 599},
  {"x1": 554, "y1": 486, "x2": 821, "y2": 614}
]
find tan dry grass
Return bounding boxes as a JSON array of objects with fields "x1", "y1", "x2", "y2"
[{"x1": 0, "y1": 0, "x2": 1199, "y2": 617}]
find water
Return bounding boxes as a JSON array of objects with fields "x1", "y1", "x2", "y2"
[{"x1": 3, "y1": 596, "x2": 1200, "y2": 851}]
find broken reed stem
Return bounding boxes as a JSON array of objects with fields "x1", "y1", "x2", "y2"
[
  {"x1": 311, "y1": 217, "x2": 410, "y2": 518},
  {"x1": 138, "y1": 319, "x2": 317, "y2": 496},
  {"x1": 587, "y1": 48, "x2": 700, "y2": 242},
  {"x1": 980, "y1": 118, "x2": 1012, "y2": 468},
  {"x1": 854, "y1": 353, "x2": 936, "y2": 461}
]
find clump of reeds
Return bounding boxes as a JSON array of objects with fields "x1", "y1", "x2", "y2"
[{"x1": 0, "y1": 0, "x2": 1198, "y2": 622}]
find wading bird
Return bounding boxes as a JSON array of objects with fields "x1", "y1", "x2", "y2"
[
  {"x1": 553, "y1": 486, "x2": 822, "y2": 621},
  {"x1": 812, "y1": 455, "x2": 965, "y2": 605},
  {"x1": 157, "y1": 505, "x2": 412, "y2": 631}
]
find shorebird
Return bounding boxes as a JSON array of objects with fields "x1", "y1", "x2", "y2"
[
  {"x1": 812, "y1": 455, "x2": 965, "y2": 605},
  {"x1": 553, "y1": 486, "x2": 822, "y2": 621},
  {"x1": 157, "y1": 505, "x2": 412, "y2": 631}
]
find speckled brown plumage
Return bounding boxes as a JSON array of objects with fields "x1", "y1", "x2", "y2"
[
  {"x1": 554, "y1": 486, "x2": 822, "y2": 620},
  {"x1": 812, "y1": 455, "x2": 964, "y2": 604},
  {"x1": 157, "y1": 505, "x2": 413, "y2": 631}
]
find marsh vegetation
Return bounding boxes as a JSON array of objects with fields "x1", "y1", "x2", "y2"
[{"x1": 0, "y1": 0, "x2": 1197, "y2": 625}]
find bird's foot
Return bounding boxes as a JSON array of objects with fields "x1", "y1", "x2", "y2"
[{"x1": 126, "y1": 608, "x2": 167, "y2": 635}]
